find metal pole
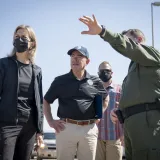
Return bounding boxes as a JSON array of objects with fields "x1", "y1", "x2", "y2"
[{"x1": 151, "y1": 3, "x2": 154, "y2": 47}]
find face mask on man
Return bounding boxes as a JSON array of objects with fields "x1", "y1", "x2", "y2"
[
  {"x1": 13, "y1": 37, "x2": 29, "y2": 53},
  {"x1": 99, "y1": 70, "x2": 112, "y2": 82}
]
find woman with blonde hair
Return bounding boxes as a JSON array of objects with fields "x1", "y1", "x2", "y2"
[{"x1": 0, "y1": 25, "x2": 43, "y2": 160}]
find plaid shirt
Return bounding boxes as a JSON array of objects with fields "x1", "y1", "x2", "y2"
[{"x1": 98, "y1": 83, "x2": 123, "y2": 140}]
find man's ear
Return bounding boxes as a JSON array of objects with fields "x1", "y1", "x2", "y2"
[
  {"x1": 86, "y1": 58, "x2": 90, "y2": 65},
  {"x1": 137, "y1": 36, "x2": 143, "y2": 43}
]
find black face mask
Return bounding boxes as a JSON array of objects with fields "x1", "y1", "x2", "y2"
[
  {"x1": 99, "y1": 70, "x2": 112, "y2": 82},
  {"x1": 13, "y1": 37, "x2": 29, "y2": 53}
]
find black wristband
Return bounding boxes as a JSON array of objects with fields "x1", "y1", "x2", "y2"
[{"x1": 98, "y1": 25, "x2": 106, "y2": 36}]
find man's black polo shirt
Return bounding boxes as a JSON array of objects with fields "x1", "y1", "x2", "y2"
[{"x1": 44, "y1": 70, "x2": 107, "y2": 120}]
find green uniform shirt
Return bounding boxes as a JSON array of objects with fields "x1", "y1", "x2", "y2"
[{"x1": 101, "y1": 30, "x2": 160, "y2": 109}]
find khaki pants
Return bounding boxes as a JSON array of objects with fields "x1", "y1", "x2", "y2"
[
  {"x1": 56, "y1": 122, "x2": 98, "y2": 160},
  {"x1": 96, "y1": 139, "x2": 123, "y2": 160}
]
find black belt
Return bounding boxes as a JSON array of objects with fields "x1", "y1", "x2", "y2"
[{"x1": 122, "y1": 102, "x2": 160, "y2": 120}]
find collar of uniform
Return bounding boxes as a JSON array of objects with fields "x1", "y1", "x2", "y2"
[
  {"x1": 85, "y1": 71, "x2": 91, "y2": 79},
  {"x1": 69, "y1": 70, "x2": 91, "y2": 80}
]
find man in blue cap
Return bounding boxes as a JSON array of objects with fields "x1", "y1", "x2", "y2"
[{"x1": 43, "y1": 46, "x2": 109, "y2": 160}]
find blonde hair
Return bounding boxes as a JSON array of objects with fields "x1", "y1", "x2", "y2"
[{"x1": 8, "y1": 25, "x2": 37, "y2": 63}]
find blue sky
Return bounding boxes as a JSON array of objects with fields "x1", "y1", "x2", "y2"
[{"x1": 0, "y1": 0, "x2": 160, "y2": 131}]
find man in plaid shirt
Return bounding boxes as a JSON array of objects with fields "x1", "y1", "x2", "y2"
[{"x1": 96, "y1": 61, "x2": 123, "y2": 160}]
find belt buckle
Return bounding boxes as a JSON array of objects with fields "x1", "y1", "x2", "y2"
[
  {"x1": 84, "y1": 120, "x2": 90, "y2": 125},
  {"x1": 77, "y1": 120, "x2": 90, "y2": 125},
  {"x1": 77, "y1": 120, "x2": 81, "y2": 125}
]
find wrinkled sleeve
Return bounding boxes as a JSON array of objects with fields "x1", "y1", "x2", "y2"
[
  {"x1": 44, "y1": 77, "x2": 59, "y2": 104},
  {"x1": 101, "y1": 29, "x2": 160, "y2": 66}
]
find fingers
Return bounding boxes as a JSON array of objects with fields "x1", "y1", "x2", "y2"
[
  {"x1": 79, "y1": 18, "x2": 89, "y2": 25},
  {"x1": 83, "y1": 16, "x2": 92, "y2": 21},
  {"x1": 111, "y1": 109, "x2": 117, "y2": 118},
  {"x1": 58, "y1": 122, "x2": 65, "y2": 130},
  {"x1": 95, "y1": 119, "x2": 100, "y2": 124},
  {"x1": 55, "y1": 126, "x2": 62, "y2": 133},
  {"x1": 81, "y1": 31, "x2": 90, "y2": 34},
  {"x1": 115, "y1": 102, "x2": 119, "y2": 108},
  {"x1": 36, "y1": 138, "x2": 41, "y2": 147},
  {"x1": 35, "y1": 135, "x2": 44, "y2": 151},
  {"x1": 39, "y1": 136, "x2": 44, "y2": 144},
  {"x1": 80, "y1": 15, "x2": 96, "y2": 24},
  {"x1": 116, "y1": 102, "x2": 119, "y2": 105},
  {"x1": 79, "y1": 14, "x2": 101, "y2": 35},
  {"x1": 34, "y1": 144, "x2": 39, "y2": 151},
  {"x1": 58, "y1": 120, "x2": 66, "y2": 124},
  {"x1": 120, "y1": 136, "x2": 124, "y2": 146},
  {"x1": 111, "y1": 112, "x2": 117, "y2": 118},
  {"x1": 92, "y1": 14, "x2": 97, "y2": 24},
  {"x1": 54, "y1": 120, "x2": 66, "y2": 133},
  {"x1": 110, "y1": 110, "x2": 118, "y2": 124},
  {"x1": 36, "y1": 134, "x2": 44, "y2": 148},
  {"x1": 111, "y1": 117, "x2": 118, "y2": 124}
]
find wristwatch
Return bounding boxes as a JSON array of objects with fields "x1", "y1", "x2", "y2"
[{"x1": 98, "y1": 25, "x2": 106, "y2": 37}]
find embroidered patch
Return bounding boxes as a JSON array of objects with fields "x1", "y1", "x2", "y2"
[{"x1": 87, "y1": 79, "x2": 93, "y2": 85}]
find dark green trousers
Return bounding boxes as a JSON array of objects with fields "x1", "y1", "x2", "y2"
[{"x1": 124, "y1": 109, "x2": 160, "y2": 160}]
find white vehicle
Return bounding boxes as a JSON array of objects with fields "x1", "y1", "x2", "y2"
[{"x1": 37, "y1": 132, "x2": 56, "y2": 160}]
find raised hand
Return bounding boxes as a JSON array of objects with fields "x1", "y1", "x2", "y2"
[{"x1": 79, "y1": 14, "x2": 102, "y2": 35}]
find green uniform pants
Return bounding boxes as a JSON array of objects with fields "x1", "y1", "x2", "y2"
[{"x1": 124, "y1": 109, "x2": 160, "y2": 160}]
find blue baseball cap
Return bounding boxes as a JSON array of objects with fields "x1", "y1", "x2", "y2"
[{"x1": 67, "y1": 46, "x2": 89, "y2": 58}]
